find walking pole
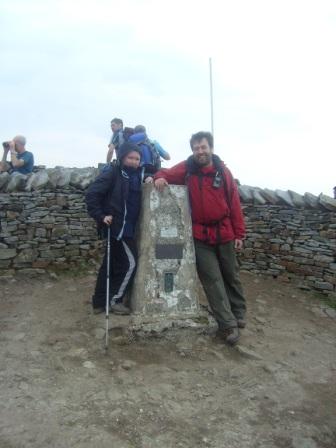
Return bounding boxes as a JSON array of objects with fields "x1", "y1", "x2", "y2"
[{"x1": 105, "y1": 225, "x2": 111, "y2": 352}]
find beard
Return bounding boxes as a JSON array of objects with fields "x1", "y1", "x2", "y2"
[{"x1": 193, "y1": 153, "x2": 212, "y2": 166}]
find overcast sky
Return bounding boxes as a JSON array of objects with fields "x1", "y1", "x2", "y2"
[{"x1": 1, "y1": 0, "x2": 335, "y2": 196}]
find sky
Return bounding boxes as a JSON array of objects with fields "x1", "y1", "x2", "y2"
[{"x1": 1, "y1": 0, "x2": 335, "y2": 196}]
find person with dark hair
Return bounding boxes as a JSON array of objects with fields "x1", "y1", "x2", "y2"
[
  {"x1": 0, "y1": 135, "x2": 34, "y2": 175},
  {"x1": 86, "y1": 142, "x2": 143, "y2": 315},
  {"x1": 189, "y1": 131, "x2": 214, "y2": 150},
  {"x1": 106, "y1": 118, "x2": 124, "y2": 162},
  {"x1": 154, "y1": 131, "x2": 246, "y2": 345},
  {"x1": 128, "y1": 124, "x2": 170, "y2": 182}
]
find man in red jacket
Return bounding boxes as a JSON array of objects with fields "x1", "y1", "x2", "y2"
[{"x1": 154, "y1": 131, "x2": 246, "y2": 345}]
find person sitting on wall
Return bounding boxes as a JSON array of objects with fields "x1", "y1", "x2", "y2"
[{"x1": 0, "y1": 135, "x2": 34, "y2": 175}]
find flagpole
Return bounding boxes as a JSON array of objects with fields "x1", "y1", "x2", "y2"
[{"x1": 209, "y1": 57, "x2": 214, "y2": 137}]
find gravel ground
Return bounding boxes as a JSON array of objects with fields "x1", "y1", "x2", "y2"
[{"x1": 1, "y1": 271, "x2": 335, "y2": 448}]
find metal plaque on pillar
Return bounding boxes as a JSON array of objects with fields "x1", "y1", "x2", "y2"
[{"x1": 155, "y1": 244, "x2": 183, "y2": 260}]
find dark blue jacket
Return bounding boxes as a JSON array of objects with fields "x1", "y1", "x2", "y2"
[{"x1": 86, "y1": 164, "x2": 142, "y2": 240}]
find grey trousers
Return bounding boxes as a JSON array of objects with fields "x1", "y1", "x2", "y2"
[{"x1": 194, "y1": 239, "x2": 246, "y2": 329}]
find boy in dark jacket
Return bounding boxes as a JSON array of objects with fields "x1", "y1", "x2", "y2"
[{"x1": 86, "y1": 142, "x2": 142, "y2": 315}]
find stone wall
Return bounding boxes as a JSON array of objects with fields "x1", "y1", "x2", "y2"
[
  {"x1": 240, "y1": 205, "x2": 336, "y2": 293},
  {"x1": 0, "y1": 189, "x2": 100, "y2": 276},
  {"x1": 0, "y1": 168, "x2": 335, "y2": 294}
]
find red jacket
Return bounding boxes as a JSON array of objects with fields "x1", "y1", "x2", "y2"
[{"x1": 154, "y1": 156, "x2": 245, "y2": 245}]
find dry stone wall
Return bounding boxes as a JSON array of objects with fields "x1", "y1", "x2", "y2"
[
  {"x1": 0, "y1": 189, "x2": 100, "y2": 276},
  {"x1": 0, "y1": 168, "x2": 335, "y2": 294},
  {"x1": 240, "y1": 204, "x2": 335, "y2": 293}
]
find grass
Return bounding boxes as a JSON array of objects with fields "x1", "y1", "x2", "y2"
[
  {"x1": 312, "y1": 291, "x2": 336, "y2": 310},
  {"x1": 192, "y1": 315, "x2": 210, "y2": 325}
]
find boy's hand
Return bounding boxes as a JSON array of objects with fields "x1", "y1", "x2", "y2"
[
  {"x1": 144, "y1": 176, "x2": 153, "y2": 184},
  {"x1": 103, "y1": 215, "x2": 113, "y2": 225},
  {"x1": 154, "y1": 178, "x2": 168, "y2": 192}
]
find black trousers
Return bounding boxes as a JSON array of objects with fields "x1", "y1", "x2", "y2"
[{"x1": 92, "y1": 237, "x2": 137, "y2": 309}]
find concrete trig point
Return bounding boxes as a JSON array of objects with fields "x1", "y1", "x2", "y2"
[{"x1": 130, "y1": 184, "x2": 204, "y2": 332}]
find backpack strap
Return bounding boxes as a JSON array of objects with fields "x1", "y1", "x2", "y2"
[
  {"x1": 212, "y1": 154, "x2": 232, "y2": 209},
  {"x1": 147, "y1": 139, "x2": 161, "y2": 170},
  {"x1": 185, "y1": 155, "x2": 232, "y2": 209}
]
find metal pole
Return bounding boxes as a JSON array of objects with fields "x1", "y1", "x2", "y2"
[
  {"x1": 105, "y1": 226, "x2": 111, "y2": 352},
  {"x1": 209, "y1": 57, "x2": 214, "y2": 137}
]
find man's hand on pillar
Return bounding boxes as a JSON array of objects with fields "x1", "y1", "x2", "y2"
[{"x1": 154, "y1": 178, "x2": 168, "y2": 192}]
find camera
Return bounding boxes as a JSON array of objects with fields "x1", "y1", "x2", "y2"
[
  {"x1": 2, "y1": 141, "x2": 10, "y2": 149},
  {"x1": 212, "y1": 172, "x2": 222, "y2": 189}
]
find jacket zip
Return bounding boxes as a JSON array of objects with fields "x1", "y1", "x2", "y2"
[
  {"x1": 116, "y1": 201, "x2": 127, "y2": 241},
  {"x1": 197, "y1": 174, "x2": 209, "y2": 242},
  {"x1": 117, "y1": 169, "x2": 129, "y2": 240}
]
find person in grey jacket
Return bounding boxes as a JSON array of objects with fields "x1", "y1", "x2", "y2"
[{"x1": 106, "y1": 117, "x2": 124, "y2": 162}]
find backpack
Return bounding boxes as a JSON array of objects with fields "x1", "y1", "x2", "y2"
[
  {"x1": 185, "y1": 154, "x2": 232, "y2": 209},
  {"x1": 89, "y1": 163, "x2": 119, "y2": 239},
  {"x1": 141, "y1": 138, "x2": 161, "y2": 171},
  {"x1": 123, "y1": 127, "x2": 135, "y2": 141},
  {"x1": 99, "y1": 158, "x2": 119, "y2": 174},
  {"x1": 127, "y1": 132, "x2": 161, "y2": 172}
]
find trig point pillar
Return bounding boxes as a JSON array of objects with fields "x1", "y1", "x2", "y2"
[{"x1": 130, "y1": 184, "x2": 202, "y2": 330}]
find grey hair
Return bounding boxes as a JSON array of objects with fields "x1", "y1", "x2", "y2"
[
  {"x1": 134, "y1": 125, "x2": 146, "y2": 133},
  {"x1": 13, "y1": 135, "x2": 26, "y2": 146}
]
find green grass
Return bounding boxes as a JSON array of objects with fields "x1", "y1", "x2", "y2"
[
  {"x1": 320, "y1": 295, "x2": 336, "y2": 310},
  {"x1": 312, "y1": 291, "x2": 336, "y2": 309},
  {"x1": 192, "y1": 315, "x2": 209, "y2": 325}
]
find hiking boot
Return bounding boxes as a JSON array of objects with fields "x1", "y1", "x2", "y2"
[
  {"x1": 237, "y1": 319, "x2": 247, "y2": 329},
  {"x1": 218, "y1": 327, "x2": 240, "y2": 346},
  {"x1": 92, "y1": 295, "x2": 105, "y2": 311},
  {"x1": 110, "y1": 303, "x2": 131, "y2": 315}
]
